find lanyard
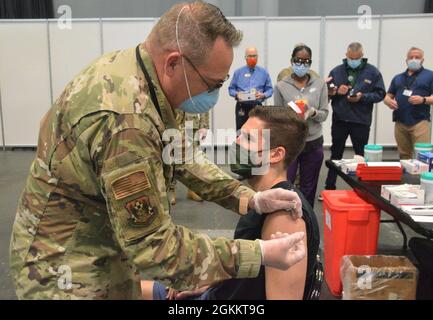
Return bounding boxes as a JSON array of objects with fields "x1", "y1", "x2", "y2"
[
  {"x1": 135, "y1": 45, "x2": 176, "y2": 184},
  {"x1": 404, "y1": 69, "x2": 421, "y2": 90},
  {"x1": 135, "y1": 44, "x2": 163, "y2": 120}
]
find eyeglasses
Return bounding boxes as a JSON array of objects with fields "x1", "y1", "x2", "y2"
[
  {"x1": 182, "y1": 54, "x2": 230, "y2": 93},
  {"x1": 292, "y1": 57, "x2": 312, "y2": 66}
]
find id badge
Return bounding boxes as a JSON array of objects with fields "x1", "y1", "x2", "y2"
[{"x1": 403, "y1": 89, "x2": 413, "y2": 97}]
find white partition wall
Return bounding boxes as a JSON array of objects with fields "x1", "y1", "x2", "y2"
[
  {"x1": 212, "y1": 18, "x2": 266, "y2": 146},
  {"x1": 267, "y1": 17, "x2": 322, "y2": 97},
  {"x1": 377, "y1": 15, "x2": 433, "y2": 145},
  {"x1": 0, "y1": 21, "x2": 52, "y2": 147},
  {"x1": 1, "y1": 15, "x2": 433, "y2": 148},
  {"x1": 0, "y1": 88, "x2": 4, "y2": 148},
  {"x1": 49, "y1": 19, "x2": 102, "y2": 100},
  {"x1": 102, "y1": 18, "x2": 155, "y2": 53},
  {"x1": 322, "y1": 16, "x2": 381, "y2": 146}
]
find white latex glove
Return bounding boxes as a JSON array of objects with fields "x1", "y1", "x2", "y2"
[
  {"x1": 259, "y1": 232, "x2": 306, "y2": 270},
  {"x1": 253, "y1": 188, "x2": 302, "y2": 219},
  {"x1": 304, "y1": 107, "x2": 317, "y2": 120}
]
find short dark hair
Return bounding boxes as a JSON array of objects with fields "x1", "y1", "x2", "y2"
[
  {"x1": 249, "y1": 106, "x2": 308, "y2": 167},
  {"x1": 291, "y1": 44, "x2": 312, "y2": 59}
]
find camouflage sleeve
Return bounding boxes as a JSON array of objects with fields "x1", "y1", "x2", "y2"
[
  {"x1": 96, "y1": 114, "x2": 261, "y2": 290},
  {"x1": 198, "y1": 112, "x2": 210, "y2": 129},
  {"x1": 174, "y1": 142, "x2": 256, "y2": 215}
]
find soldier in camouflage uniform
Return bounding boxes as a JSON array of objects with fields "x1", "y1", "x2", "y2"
[
  {"x1": 9, "y1": 2, "x2": 305, "y2": 300},
  {"x1": 168, "y1": 112, "x2": 209, "y2": 204}
]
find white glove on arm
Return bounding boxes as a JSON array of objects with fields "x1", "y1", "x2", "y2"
[
  {"x1": 252, "y1": 188, "x2": 302, "y2": 219},
  {"x1": 258, "y1": 232, "x2": 306, "y2": 270}
]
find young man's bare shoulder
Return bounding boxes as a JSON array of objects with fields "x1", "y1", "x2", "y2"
[{"x1": 262, "y1": 211, "x2": 306, "y2": 240}]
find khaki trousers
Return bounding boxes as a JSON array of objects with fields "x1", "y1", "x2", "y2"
[{"x1": 394, "y1": 120, "x2": 431, "y2": 159}]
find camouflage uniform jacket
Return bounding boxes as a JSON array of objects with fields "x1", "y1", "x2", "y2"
[
  {"x1": 9, "y1": 44, "x2": 260, "y2": 300},
  {"x1": 185, "y1": 111, "x2": 209, "y2": 130}
]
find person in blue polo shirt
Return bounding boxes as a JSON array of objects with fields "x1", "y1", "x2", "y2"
[
  {"x1": 384, "y1": 47, "x2": 433, "y2": 159},
  {"x1": 228, "y1": 47, "x2": 273, "y2": 130},
  {"x1": 321, "y1": 42, "x2": 386, "y2": 197}
]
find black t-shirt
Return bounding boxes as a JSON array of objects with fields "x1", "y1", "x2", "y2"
[{"x1": 208, "y1": 181, "x2": 320, "y2": 300}]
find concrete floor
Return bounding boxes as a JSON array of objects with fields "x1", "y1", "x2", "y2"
[{"x1": 0, "y1": 148, "x2": 418, "y2": 300}]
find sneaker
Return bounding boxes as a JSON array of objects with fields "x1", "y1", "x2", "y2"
[{"x1": 317, "y1": 193, "x2": 323, "y2": 201}]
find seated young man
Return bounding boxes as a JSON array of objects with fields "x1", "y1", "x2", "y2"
[{"x1": 142, "y1": 106, "x2": 320, "y2": 300}]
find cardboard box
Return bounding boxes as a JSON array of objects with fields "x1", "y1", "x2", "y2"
[
  {"x1": 340, "y1": 162, "x2": 358, "y2": 175},
  {"x1": 400, "y1": 159, "x2": 429, "y2": 175},
  {"x1": 417, "y1": 151, "x2": 433, "y2": 171},
  {"x1": 380, "y1": 184, "x2": 421, "y2": 202},
  {"x1": 390, "y1": 189, "x2": 425, "y2": 207},
  {"x1": 381, "y1": 185, "x2": 399, "y2": 201},
  {"x1": 401, "y1": 205, "x2": 433, "y2": 216},
  {"x1": 341, "y1": 255, "x2": 418, "y2": 300}
]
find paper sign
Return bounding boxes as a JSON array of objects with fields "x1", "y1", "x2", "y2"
[
  {"x1": 288, "y1": 101, "x2": 302, "y2": 113},
  {"x1": 325, "y1": 210, "x2": 332, "y2": 230},
  {"x1": 403, "y1": 89, "x2": 413, "y2": 97}
]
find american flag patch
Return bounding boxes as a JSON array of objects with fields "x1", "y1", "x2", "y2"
[{"x1": 112, "y1": 171, "x2": 151, "y2": 200}]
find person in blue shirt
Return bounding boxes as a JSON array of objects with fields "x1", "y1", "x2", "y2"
[
  {"x1": 321, "y1": 42, "x2": 385, "y2": 197},
  {"x1": 228, "y1": 47, "x2": 273, "y2": 130},
  {"x1": 384, "y1": 47, "x2": 433, "y2": 159}
]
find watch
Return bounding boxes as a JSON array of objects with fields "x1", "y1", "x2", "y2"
[{"x1": 423, "y1": 97, "x2": 427, "y2": 104}]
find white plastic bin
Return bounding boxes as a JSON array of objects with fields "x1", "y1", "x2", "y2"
[
  {"x1": 414, "y1": 143, "x2": 433, "y2": 160},
  {"x1": 364, "y1": 145, "x2": 383, "y2": 162},
  {"x1": 420, "y1": 172, "x2": 433, "y2": 204}
]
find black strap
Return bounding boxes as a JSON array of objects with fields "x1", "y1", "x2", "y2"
[
  {"x1": 404, "y1": 72, "x2": 420, "y2": 90},
  {"x1": 135, "y1": 44, "x2": 163, "y2": 120}
]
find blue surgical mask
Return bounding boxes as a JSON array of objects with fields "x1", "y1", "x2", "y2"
[
  {"x1": 292, "y1": 63, "x2": 310, "y2": 78},
  {"x1": 407, "y1": 59, "x2": 422, "y2": 71},
  {"x1": 179, "y1": 89, "x2": 220, "y2": 113},
  {"x1": 347, "y1": 58, "x2": 362, "y2": 69}
]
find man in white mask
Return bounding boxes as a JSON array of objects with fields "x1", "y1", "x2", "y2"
[
  {"x1": 10, "y1": 1, "x2": 307, "y2": 300},
  {"x1": 385, "y1": 47, "x2": 433, "y2": 159}
]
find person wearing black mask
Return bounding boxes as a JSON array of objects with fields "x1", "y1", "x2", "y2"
[{"x1": 143, "y1": 106, "x2": 322, "y2": 300}]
